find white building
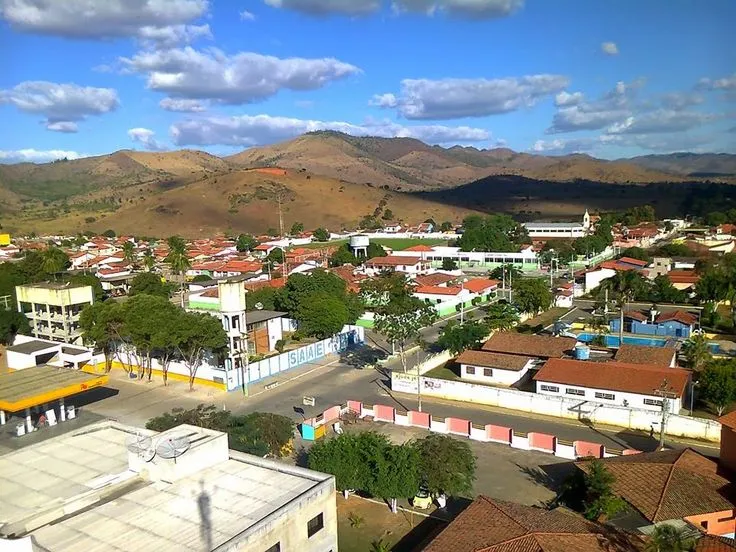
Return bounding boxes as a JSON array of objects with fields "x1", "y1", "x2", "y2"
[
  {"x1": 391, "y1": 245, "x2": 539, "y2": 269},
  {"x1": 364, "y1": 255, "x2": 430, "y2": 276},
  {"x1": 456, "y1": 350, "x2": 537, "y2": 387},
  {"x1": 534, "y1": 358, "x2": 690, "y2": 413},
  {"x1": 523, "y1": 210, "x2": 591, "y2": 239},
  {"x1": 0, "y1": 421, "x2": 338, "y2": 552},
  {"x1": 16, "y1": 283, "x2": 94, "y2": 345}
]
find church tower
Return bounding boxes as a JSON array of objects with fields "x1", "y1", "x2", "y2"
[{"x1": 583, "y1": 209, "x2": 591, "y2": 230}]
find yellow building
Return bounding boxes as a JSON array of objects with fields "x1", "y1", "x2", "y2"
[
  {"x1": 0, "y1": 233, "x2": 10, "y2": 246},
  {"x1": 16, "y1": 283, "x2": 94, "y2": 345}
]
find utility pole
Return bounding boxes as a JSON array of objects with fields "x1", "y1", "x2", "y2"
[
  {"x1": 276, "y1": 192, "x2": 284, "y2": 238},
  {"x1": 654, "y1": 379, "x2": 678, "y2": 450},
  {"x1": 416, "y1": 348, "x2": 423, "y2": 412}
]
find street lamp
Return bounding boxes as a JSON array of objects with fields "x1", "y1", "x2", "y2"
[
  {"x1": 459, "y1": 277, "x2": 467, "y2": 324},
  {"x1": 689, "y1": 380, "x2": 699, "y2": 416}
]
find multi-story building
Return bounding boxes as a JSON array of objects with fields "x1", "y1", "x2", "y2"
[{"x1": 15, "y1": 283, "x2": 94, "y2": 345}]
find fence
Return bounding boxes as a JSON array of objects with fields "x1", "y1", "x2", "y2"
[
  {"x1": 390, "y1": 372, "x2": 722, "y2": 442},
  {"x1": 299, "y1": 400, "x2": 640, "y2": 460}
]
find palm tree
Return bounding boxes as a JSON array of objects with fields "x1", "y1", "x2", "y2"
[
  {"x1": 603, "y1": 271, "x2": 644, "y2": 345},
  {"x1": 681, "y1": 333, "x2": 711, "y2": 371},
  {"x1": 142, "y1": 249, "x2": 156, "y2": 272},
  {"x1": 165, "y1": 236, "x2": 191, "y2": 306},
  {"x1": 41, "y1": 247, "x2": 69, "y2": 280},
  {"x1": 121, "y1": 241, "x2": 135, "y2": 265},
  {"x1": 644, "y1": 524, "x2": 695, "y2": 552}
]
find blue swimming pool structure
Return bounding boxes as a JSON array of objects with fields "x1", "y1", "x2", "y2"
[{"x1": 575, "y1": 333, "x2": 668, "y2": 348}]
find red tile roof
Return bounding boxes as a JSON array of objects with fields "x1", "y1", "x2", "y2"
[
  {"x1": 463, "y1": 278, "x2": 499, "y2": 293},
  {"x1": 656, "y1": 310, "x2": 698, "y2": 326},
  {"x1": 719, "y1": 411, "x2": 736, "y2": 430},
  {"x1": 423, "y1": 496, "x2": 642, "y2": 552},
  {"x1": 403, "y1": 244, "x2": 435, "y2": 252},
  {"x1": 456, "y1": 350, "x2": 532, "y2": 371},
  {"x1": 618, "y1": 256, "x2": 649, "y2": 267},
  {"x1": 221, "y1": 260, "x2": 262, "y2": 273},
  {"x1": 482, "y1": 332, "x2": 577, "y2": 359},
  {"x1": 696, "y1": 535, "x2": 736, "y2": 552},
  {"x1": 534, "y1": 358, "x2": 690, "y2": 398},
  {"x1": 666, "y1": 270, "x2": 700, "y2": 284},
  {"x1": 623, "y1": 310, "x2": 649, "y2": 322},
  {"x1": 414, "y1": 285, "x2": 462, "y2": 296},
  {"x1": 614, "y1": 344, "x2": 676, "y2": 367},
  {"x1": 414, "y1": 273, "x2": 456, "y2": 287},
  {"x1": 244, "y1": 279, "x2": 285, "y2": 291},
  {"x1": 577, "y1": 449, "x2": 736, "y2": 523}
]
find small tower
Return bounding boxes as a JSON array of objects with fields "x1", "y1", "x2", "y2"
[{"x1": 583, "y1": 209, "x2": 591, "y2": 230}]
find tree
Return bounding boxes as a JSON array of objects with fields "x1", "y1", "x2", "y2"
[
  {"x1": 79, "y1": 301, "x2": 125, "y2": 372},
  {"x1": 415, "y1": 434, "x2": 476, "y2": 497},
  {"x1": 437, "y1": 320, "x2": 489, "y2": 355},
  {"x1": 374, "y1": 295, "x2": 437, "y2": 372},
  {"x1": 165, "y1": 235, "x2": 191, "y2": 302},
  {"x1": 512, "y1": 278, "x2": 552, "y2": 315},
  {"x1": 246, "y1": 286, "x2": 279, "y2": 311},
  {"x1": 681, "y1": 333, "x2": 711, "y2": 372},
  {"x1": 644, "y1": 524, "x2": 696, "y2": 552},
  {"x1": 699, "y1": 360, "x2": 736, "y2": 416},
  {"x1": 457, "y1": 214, "x2": 527, "y2": 252},
  {"x1": 489, "y1": 264, "x2": 522, "y2": 284},
  {"x1": 129, "y1": 272, "x2": 170, "y2": 298},
  {"x1": 236, "y1": 234, "x2": 258, "y2": 253},
  {"x1": 309, "y1": 432, "x2": 367, "y2": 492},
  {"x1": 176, "y1": 312, "x2": 228, "y2": 390},
  {"x1": 620, "y1": 247, "x2": 651, "y2": 263},
  {"x1": 441, "y1": 258, "x2": 457, "y2": 271},
  {"x1": 601, "y1": 271, "x2": 647, "y2": 343},
  {"x1": 191, "y1": 274, "x2": 212, "y2": 283},
  {"x1": 151, "y1": 304, "x2": 185, "y2": 385},
  {"x1": 581, "y1": 460, "x2": 626, "y2": 521},
  {"x1": 329, "y1": 246, "x2": 358, "y2": 267},
  {"x1": 290, "y1": 222, "x2": 304, "y2": 236},
  {"x1": 142, "y1": 249, "x2": 156, "y2": 272},
  {"x1": 124, "y1": 294, "x2": 172, "y2": 379},
  {"x1": 277, "y1": 270, "x2": 362, "y2": 325},
  {"x1": 121, "y1": 241, "x2": 135, "y2": 265},
  {"x1": 439, "y1": 221, "x2": 453, "y2": 232},
  {"x1": 655, "y1": 243, "x2": 692, "y2": 257},
  {"x1": 381, "y1": 209, "x2": 394, "y2": 221},
  {"x1": 484, "y1": 302, "x2": 520, "y2": 331},
  {"x1": 102, "y1": 229, "x2": 116, "y2": 238},
  {"x1": 313, "y1": 227, "x2": 329, "y2": 242},
  {"x1": 541, "y1": 240, "x2": 576, "y2": 263},
  {"x1": 649, "y1": 275, "x2": 686, "y2": 304},
  {"x1": 40, "y1": 247, "x2": 70, "y2": 278},
  {"x1": 371, "y1": 442, "x2": 421, "y2": 513},
  {"x1": 0, "y1": 309, "x2": 30, "y2": 344},
  {"x1": 296, "y1": 292, "x2": 350, "y2": 339}
]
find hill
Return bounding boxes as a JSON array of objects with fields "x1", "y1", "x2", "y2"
[{"x1": 626, "y1": 152, "x2": 736, "y2": 177}]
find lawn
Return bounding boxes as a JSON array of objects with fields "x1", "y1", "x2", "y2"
[
  {"x1": 299, "y1": 237, "x2": 447, "y2": 251},
  {"x1": 424, "y1": 360, "x2": 461, "y2": 381},
  {"x1": 338, "y1": 494, "x2": 446, "y2": 552}
]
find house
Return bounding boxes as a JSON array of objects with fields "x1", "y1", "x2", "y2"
[
  {"x1": 720, "y1": 411, "x2": 736, "y2": 475},
  {"x1": 522, "y1": 211, "x2": 592, "y2": 239},
  {"x1": 481, "y1": 332, "x2": 578, "y2": 360},
  {"x1": 329, "y1": 264, "x2": 367, "y2": 293},
  {"x1": 576, "y1": 449, "x2": 735, "y2": 538},
  {"x1": 667, "y1": 269, "x2": 700, "y2": 290},
  {"x1": 534, "y1": 358, "x2": 690, "y2": 412},
  {"x1": 364, "y1": 255, "x2": 430, "y2": 276},
  {"x1": 413, "y1": 285, "x2": 466, "y2": 304},
  {"x1": 423, "y1": 496, "x2": 641, "y2": 552},
  {"x1": 5, "y1": 336, "x2": 92, "y2": 370},
  {"x1": 456, "y1": 350, "x2": 535, "y2": 387},
  {"x1": 610, "y1": 309, "x2": 698, "y2": 338},
  {"x1": 599, "y1": 256, "x2": 650, "y2": 272},
  {"x1": 463, "y1": 278, "x2": 499, "y2": 300},
  {"x1": 413, "y1": 272, "x2": 456, "y2": 287},
  {"x1": 381, "y1": 221, "x2": 404, "y2": 233},
  {"x1": 614, "y1": 344, "x2": 677, "y2": 367},
  {"x1": 416, "y1": 221, "x2": 434, "y2": 233}
]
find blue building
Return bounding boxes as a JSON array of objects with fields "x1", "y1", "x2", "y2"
[{"x1": 610, "y1": 310, "x2": 697, "y2": 338}]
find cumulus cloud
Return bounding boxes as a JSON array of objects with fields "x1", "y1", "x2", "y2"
[
  {"x1": 170, "y1": 114, "x2": 490, "y2": 147},
  {"x1": 554, "y1": 91, "x2": 583, "y2": 107},
  {"x1": 240, "y1": 9, "x2": 256, "y2": 20},
  {"x1": 380, "y1": 74, "x2": 567, "y2": 120},
  {"x1": 530, "y1": 138, "x2": 594, "y2": 154},
  {"x1": 391, "y1": 0, "x2": 523, "y2": 18},
  {"x1": 0, "y1": 0, "x2": 209, "y2": 41},
  {"x1": 120, "y1": 47, "x2": 360, "y2": 104},
  {"x1": 369, "y1": 93, "x2": 398, "y2": 108},
  {"x1": 697, "y1": 73, "x2": 736, "y2": 91},
  {"x1": 601, "y1": 133, "x2": 712, "y2": 153},
  {"x1": 263, "y1": 0, "x2": 381, "y2": 15},
  {"x1": 0, "y1": 149, "x2": 82, "y2": 164},
  {"x1": 600, "y1": 42, "x2": 618, "y2": 55},
  {"x1": 137, "y1": 23, "x2": 212, "y2": 48},
  {"x1": 159, "y1": 97, "x2": 207, "y2": 112},
  {"x1": 0, "y1": 81, "x2": 119, "y2": 131},
  {"x1": 661, "y1": 92, "x2": 703, "y2": 110},
  {"x1": 547, "y1": 80, "x2": 637, "y2": 133},
  {"x1": 606, "y1": 110, "x2": 720, "y2": 135},
  {"x1": 128, "y1": 127, "x2": 168, "y2": 151}
]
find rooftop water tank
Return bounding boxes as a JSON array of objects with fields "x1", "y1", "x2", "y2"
[
  {"x1": 574, "y1": 344, "x2": 590, "y2": 360},
  {"x1": 350, "y1": 234, "x2": 370, "y2": 248}
]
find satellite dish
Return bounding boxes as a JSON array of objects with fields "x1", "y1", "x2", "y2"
[
  {"x1": 126, "y1": 433, "x2": 155, "y2": 462},
  {"x1": 156, "y1": 435, "x2": 191, "y2": 461},
  {"x1": 254, "y1": 302, "x2": 264, "y2": 310}
]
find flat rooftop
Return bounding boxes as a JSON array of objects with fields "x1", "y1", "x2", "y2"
[
  {"x1": 0, "y1": 421, "x2": 334, "y2": 551},
  {"x1": 0, "y1": 365, "x2": 108, "y2": 413},
  {"x1": 245, "y1": 310, "x2": 287, "y2": 324},
  {"x1": 17, "y1": 282, "x2": 87, "y2": 290},
  {"x1": 6, "y1": 340, "x2": 59, "y2": 355}
]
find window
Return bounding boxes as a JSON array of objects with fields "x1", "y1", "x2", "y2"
[
  {"x1": 565, "y1": 388, "x2": 585, "y2": 396},
  {"x1": 307, "y1": 513, "x2": 324, "y2": 538},
  {"x1": 222, "y1": 317, "x2": 230, "y2": 331},
  {"x1": 465, "y1": 366, "x2": 476, "y2": 375},
  {"x1": 594, "y1": 392, "x2": 615, "y2": 401},
  {"x1": 540, "y1": 384, "x2": 559, "y2": 392},
  {"x1": 644, "y1": 398, "x2": 663, "y2": 407},
  {"x1": 264, "y1": 543, "x2": 280, "y2": 552},
  {"x1": 483, "y1": 368, "x2": 493, "y2": 377}
]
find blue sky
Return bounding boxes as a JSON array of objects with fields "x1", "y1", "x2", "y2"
[{"x1": 0, "y1": 0, "x2": 734, "y2": 164}]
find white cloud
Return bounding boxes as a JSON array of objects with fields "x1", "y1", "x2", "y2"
[
  {"x1": 240, "y1": 9, "x2": 256, "y2": 20},
  {"x1": 697, "y1": 73, "x2": 736, "y2": 91},
  {"x1": 120, "y1": 47, "x2": 360, "y2": 104},
  {"x1": 381, "y1": 74, "x2": 568, "y2": 120},
  {"x1": 554, "y1": 90, "x2": 583, "y2": 107},
  {"x1": 369, "y1": 93, "x2": 398, "y2": 108},
  {"x1": 137, "y1": 23, "x2": 212, "y2": 48},
  {"x1": 170, "y1": 113, "x2": 490, "y2": 147},
  {"x1": 46, "y1": 121, "x2": 78, "y2": 133},
  {"x1": 128, "y1": 127, "x2": 168, "y2": 151},
  {"x1": 159, "y1": 97, "x2": 207, "y2": 112},
  {"x1": 0, "y1": 0, "x2": 209, "y2": 39},
  {"x1": 601, "y1": 41, "x2": 619, "y2": 55},
  {"x1": 263, "y1": 0, "x2": 380, "y2": 15},
  {"x1": 392, "y1": 0, "x2": 523, "y2": 18},
  {"x1": 548, "y1": 80, "x2": 636, "y2": 133},
  {"x1": 531, "y1": 138, "x2": 594, "y2": 154},
  {"x1": 606, "y1": 110, "x2": 720, "y2": 135},
  {"x1": 0, "y1": 81, "x2": 119, "y2": 131},
  {"x1": 661, "y1": 92, "x2": 703, "y2": 110},
  {"x1": 0, "y1": 149, "x2": 82, "y2": 164},
  {"x1": 601, "y1": 133, "x2": 712, "y2": 153}
]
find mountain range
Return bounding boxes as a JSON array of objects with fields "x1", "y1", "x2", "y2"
[{"x1": 0, "y1": 131, "x2": 734, "y2": 236}]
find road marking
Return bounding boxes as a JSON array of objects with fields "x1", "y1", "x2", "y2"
[{"x1": 247, "y1": 358, "x2": 342, "y2": 399}]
